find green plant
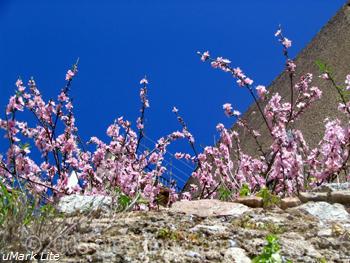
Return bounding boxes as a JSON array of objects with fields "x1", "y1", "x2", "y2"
[
  {"x1": 115, "y1": 187, "x2": 150, "y2": 212},
  {"x1": 0, "y1": 182, "x2": 16, "y2": 226},
  {"x1": 218, "y1": 185, "x2": 232, "y2": 201},
  {"x1": 252, "y1": 234, "x2": 292, "y2": 263},
  {"x1": 0, "y1": 182, "x2": 38, "y2": 226},
  {"x1": 257, "y1": 188, "x2": 280, "y2": 208},
  {"x1": 156, "y1": 227, "x2": 183, "y2": 241},
  {"x1": 0, "y1": 181, "x2": 64, "y2": 255},
  {"x1": 239, "y1": 184, "x2": 251, "y2": 197},
  {"x1": 262, "y1": 222, "x2": 286, "y2": 235}
]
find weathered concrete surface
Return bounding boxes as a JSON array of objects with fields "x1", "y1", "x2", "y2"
[{"x1": 184, "y1": 1, "x2": 350, "y2": 193}]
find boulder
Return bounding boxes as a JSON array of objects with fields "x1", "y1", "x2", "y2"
[
  {"x1": 293, "y1": 201, "x2": 350, "y2": 223},
  {"x1": 280, "y1": 197, "x2": 301, "y2": 210},
  {"x1": 235, "y1": 196, "x2": 263, "y2": 208},
  {"x1": 313, "y1": 182, "x2": 350, "y2": 192},
  {"x1": 224, "y1": 247, "x2": 251, "y2": 263},
  {"x1": 299, "y1": 192, "x2": 328, "y2": 203},
  {"x1": 329, "y1": 191, "x2": 350, "y2": 205},
  {"x1": 57, "y1": 194, "x2": 112, "y2": 214},
  {"x1": 170, "y1": 199, "x2": 251, "y2": 217}
]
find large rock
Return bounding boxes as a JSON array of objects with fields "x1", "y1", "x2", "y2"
[
  {"x1": 191, "y1": 224, "x2": 227, "y2": 235},
  {"x1": 234, "y1": 196, "x2": 263, "y2": 208},
  {"x1": 299, "y1": 188, "x2": 350, "y2": 205},
  {"x1": 280, "y1": 197, "x2": 301, "y2": 210},
  {"x1": 330, "y1": 191, "x2": 350, "y2": 204},
  {"x1": 57, "y1": 194, "x2": 112, "y2": 214},
  {"x1": 224, "y1": 247, "x2": 251, "y2": 263},
  {"x1": 299, "y1": 192, "x2": 328, "y2": 203},
  {"x1": 170, "y1": 199, "x2": 251, "y2": 217},
  {"x1": 279, "y1": 234, "x2": 322, "y2": 261},
  {"x1": 294, "y1": 201, "x2": 350, "y2": 223},
  {"x1": 314, "y1": 182, "x2": 350, "y2": 192}
]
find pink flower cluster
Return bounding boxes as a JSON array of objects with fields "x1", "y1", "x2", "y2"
[
  {"x1": 197, "y1": 51, "x2": 254, "y2": 87},
  {"x1": 0, "y1": 68, "x2": 182, "y2": 208},
  {"x1": 345, "y1": 75, "x2": 350, "y2": 90},
  {"x1": 191, "y1": 28, "x2": 349, "y2": 198}
]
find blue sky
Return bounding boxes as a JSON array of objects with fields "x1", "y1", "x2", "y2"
[{"x1": 0, "y1": 0, "x2": 346, "y2": 189}]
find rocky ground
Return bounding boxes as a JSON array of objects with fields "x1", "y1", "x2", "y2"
[
  {"x1": 1, "y1": 184, "x2": 350, "y2": 263},
  {"x1": 53, "y1": 201, "x2": 350, "y2": 263},
  {"x1": 48, "y1": 184, "x2": 350, "y2": 262}
]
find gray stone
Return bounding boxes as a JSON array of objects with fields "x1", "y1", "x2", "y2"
[
  {"x1": 170, "y1": 199, "x2": 251, "y2": 217},
  {"x1": 18, "y1": 201, "x2": 350, "y2": 262},
  {"x1": 280, "y1": 233, "x2": 322, "y2": 259},
  {"x1": 314, "y1": 182, "x2": 350, "y2": 192},
  {"x1": 294, "y1": 201, "x2": 350, "y2": 223},
  {"x1": 191, "y1": 224, "x2": 227, "y2": 235},
  {"x1": 57, "y1": 194, "x2": 112, "y2": 214},
  {"x1": 185, "y1": 251, "x2": 202, "y2": 258},
  {"x1": 330, "y1": 190, "x2": 350, "y2": 205},
  {"x1": 76, "y1": 242, "x2": 99, "y2": 255},
  {"x1": 228, "y1": 239, "x2": 238, "y2": 247},
  {"x1": 224, "y1": 247, "x2": 251, "y2": 263},
  {"x1": 299, "y1": 192, "x2": 328, "y2": 203},
  {"x1": 205, "y1": 251, "x2": 222, "y2": 260},
  {"x1": 317, "y1": 228, "x2": 332, "y2": 237}
]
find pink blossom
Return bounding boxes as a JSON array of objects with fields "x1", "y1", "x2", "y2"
[
  {"x1": 65, "y1": 69, "x2": 75, "y2": 81},
  {"x1": 175, "y1": 152, "x2": 184, "y2": 159},
  {"x1": 200, "y1": 51, "x2": 210, "y2": 62},
  {"x1": 216, "y1": 123, "x2": 225, "y2": 131},
  {"x1": 65, "y1": 102, "x2": 73, "y2": 110},
  {"x1": 233, "y1": 110, "x2": 241, "y2": 117},
  {"x1": 338, "y1": 102, "x2": 350, "y2": 114},
  {"x1": 6, "y1": 95, "x2": 24, "y2": 114},
  {"x1": 244, "y1": 78, "x2": 254, "y2": 85},
  {"x1": 16, "y1": 79, "x2": 23, "y2": 88},
  {"x1": 58, "y1": 91, "x2": 68, "y2": 102},
  {"x1": 319, "y1": 73, "x2": 330, "y2": 80},
  {"x1": 345, "y1": 74, "x2": 350, "y2": 90},
  {"x1": 274, "y1": 29, "x2": 282, "y2": 37},
  {"x1": 282, "y1": 38, "x2": 292, "y2": 48},
  {"x1": 256, "y1": 85, "x2": 267, "y2": 99},
  {"x1": 140, "y1": 77, "x2": 148, "y2": 85},
  {"x1": 286, "y1": 59, "x2": 296, "y2": 72},
  {"x1": 216, "y1": 57, "x2": 231, "y2": 64},
  {"x1": 171, "y1": 131, "x2": 185, "y2": 139},
  {"x1": 223, "y1": 103, "x2": 232, "y2": 116},
  {"x1": 181, "y1": 192, "x2": 191, "y2": 200}
]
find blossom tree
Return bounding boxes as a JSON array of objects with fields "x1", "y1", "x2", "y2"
[
  {"x1": 0, "y1": 27, "x2": 349, "y2": 209},
  {"x1": 181, "y1": 27, "x2": 349, "y2": 199}
]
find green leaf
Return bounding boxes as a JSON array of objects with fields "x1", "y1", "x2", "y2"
[
  {"x1": 239, "y1": 184, "x2": 251, "y2": 197},
  {"x1": 118, "y1": 194, "x2": 131, "y2": 210},
  {"x1": 218, "y1": 185, "x2": 232, "y2": 201},
  {"x1": 315, "y1": 60, "x2": 326, "y2": 72}
]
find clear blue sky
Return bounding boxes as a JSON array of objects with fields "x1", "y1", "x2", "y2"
[{"x1": 0, "y1": 0, "x2": 346, "y2": 189}]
